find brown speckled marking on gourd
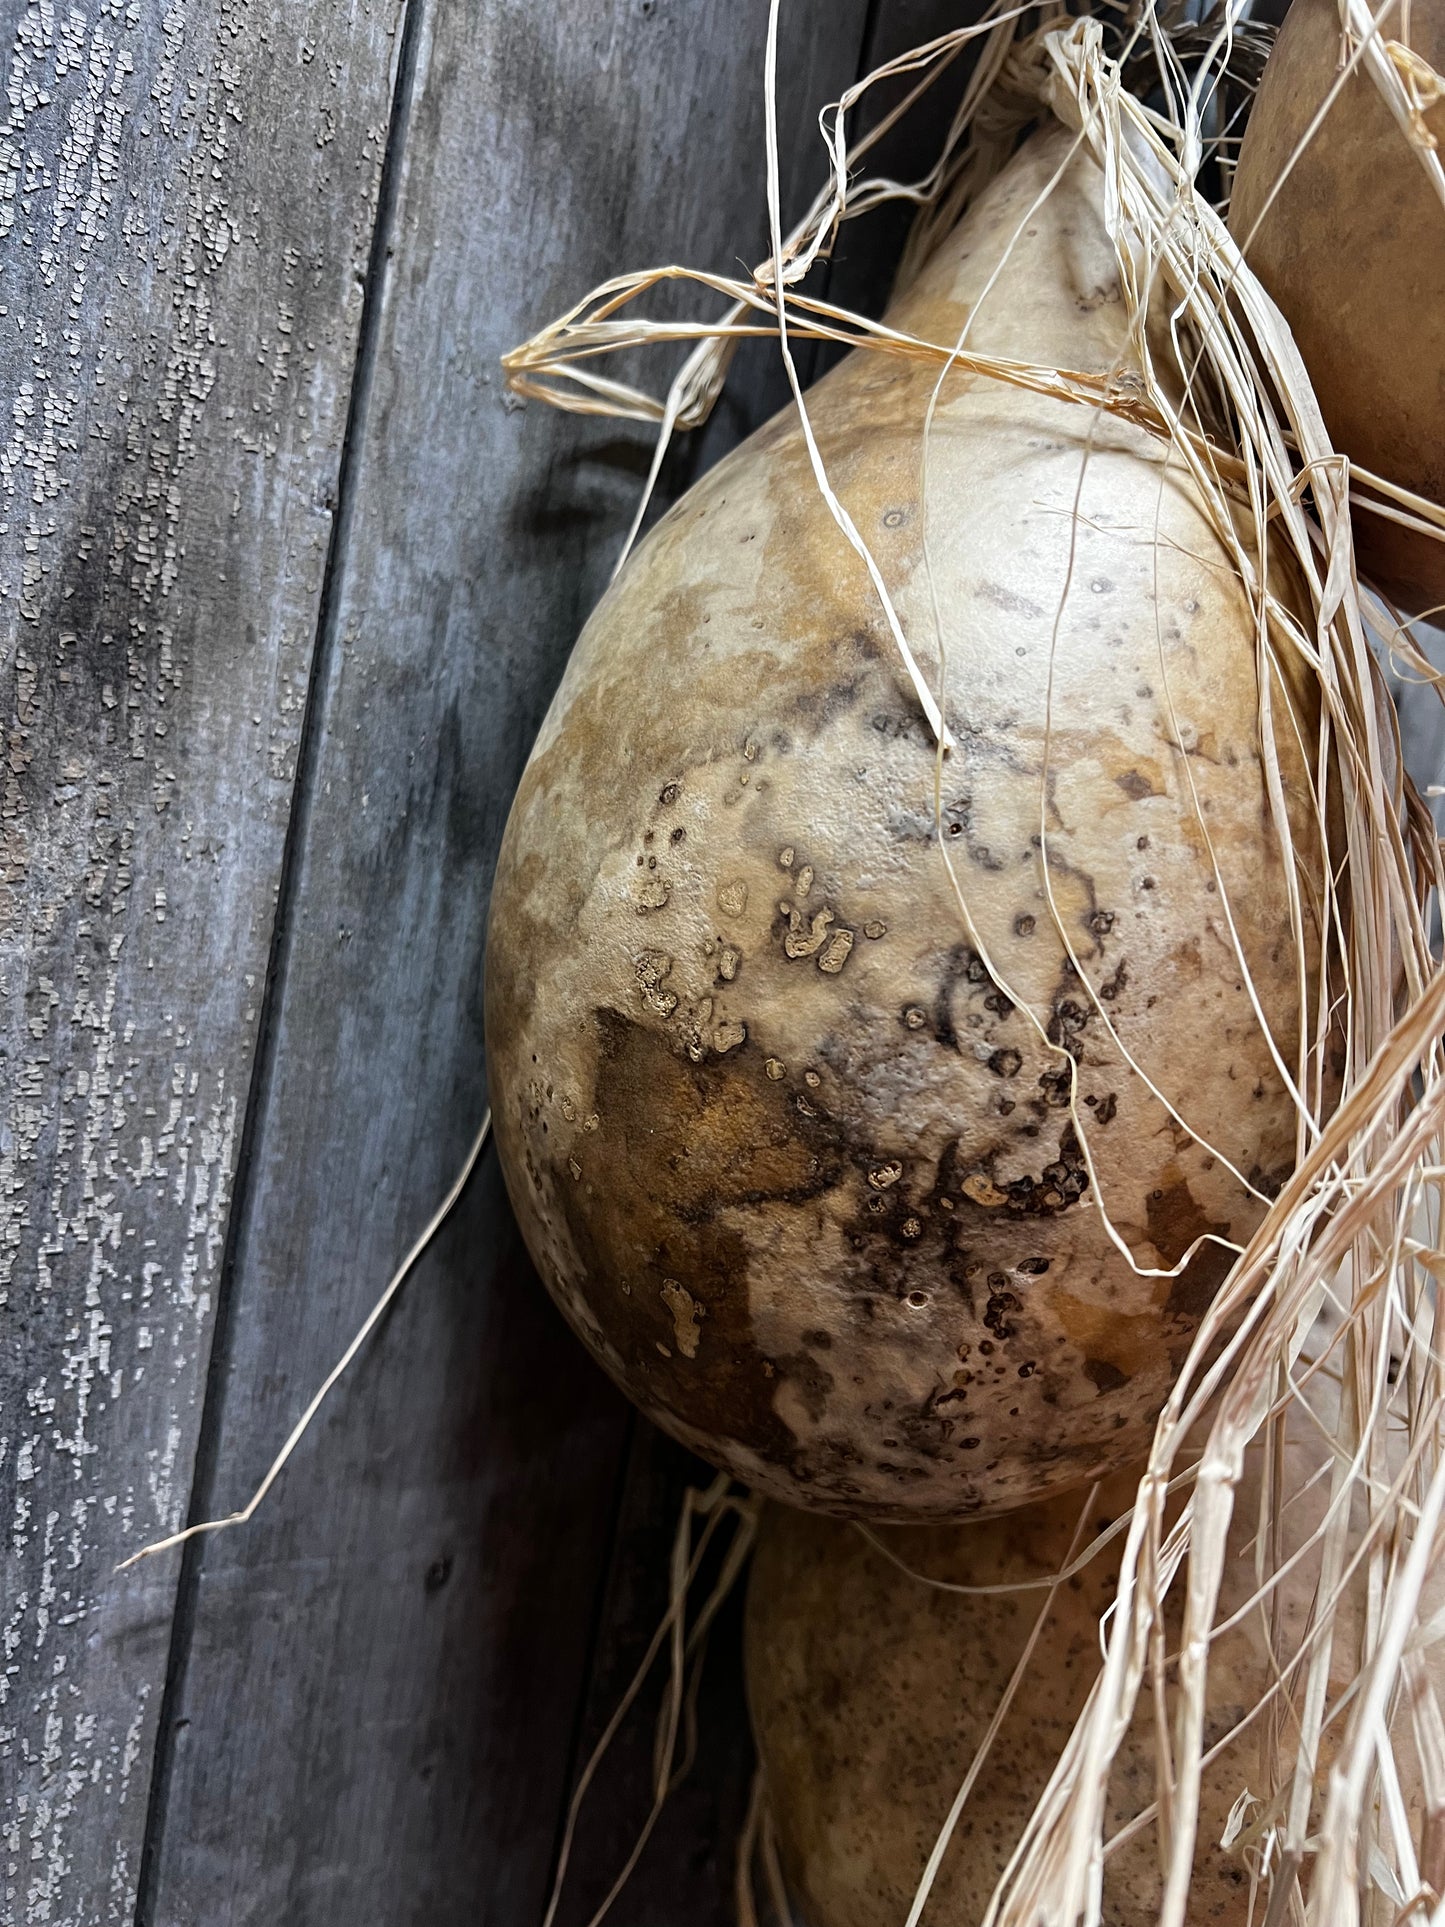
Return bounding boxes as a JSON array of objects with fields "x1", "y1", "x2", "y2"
[{"x1": 486, "y1": 125, "x2": 1323, "y2": 1520}]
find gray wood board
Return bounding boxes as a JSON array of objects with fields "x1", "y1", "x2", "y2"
[
  {"x1": 547, "y1": 1424, "x2": 758, "y2": 1927},
  {"x1": 1396, "y1": 628, "x2": 1445, "y2": 826},
  {"x1": 0, "y1": 2, "x2": 405, "y2": 1922},
  {"x1": 136, "y1": 5, "x2": 869, "y2": 1925},
  {"x1": 812, "y1": 0, "x2": 994, "y2": 376}
]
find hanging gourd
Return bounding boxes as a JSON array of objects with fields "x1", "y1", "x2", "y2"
[
  {"x1": 1229, "y1": 0, "x2": 1445, "y2": 610},
  {"x1": 486, "y1": 122, "x2": 1323, "y2": 1521},
  {"x1": 744, "y1": 1400, "x2": 1437, "y2": 1926}
]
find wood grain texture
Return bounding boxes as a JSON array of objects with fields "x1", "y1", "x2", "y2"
[
  {"x1": 813, "y1": 0, "x2": 991, "y2": 377},
  {"x1": 548, "y1": 1425, "x2": 758, "y2": 1927},
  {"x1": 136, "y1": 5, "x2": 869, "y2": 1924},
  {"x1": 0, "y1": 3, "x2": 404, "y2": 1922},
  {"x1": 1396, "y1": 628, "x2": 1445, "y2": 820}
]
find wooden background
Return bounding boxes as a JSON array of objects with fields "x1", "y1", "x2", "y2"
[{"x1": 0, "y1": 2, "x2": 1438, "y2": 1925}]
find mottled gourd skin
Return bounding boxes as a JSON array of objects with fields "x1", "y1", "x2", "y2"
[
  {"x1": 1230, "y1": 0, "x2": 1445, "y2": 611},
  {"x1": 751, "y1": 1402, "x2": 1441, "y2": 1927},
  {"x1": 486, "y1": 126, "x2": 1321, "y2": 1521},
  {"x1": 743, "y1": 1425, "x2": 1381, "y2": 1927}
]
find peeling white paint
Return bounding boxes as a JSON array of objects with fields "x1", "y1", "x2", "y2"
[{"x1": 0, "y1": 0, "x2": 399, "y2": 1919}]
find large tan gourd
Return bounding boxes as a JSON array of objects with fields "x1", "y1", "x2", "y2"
[
  {"x1": 486, "y1": 123, "x2": 1322, "y2": 1521},
  {"x1": 746, "y1": 1411, "x2": 1433, "y2": 1927},
  {"x1": 1230, "y1": 0, "x2": 1445, "y2": 610}
]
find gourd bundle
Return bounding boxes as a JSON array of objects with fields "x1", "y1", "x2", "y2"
[{"x1": 493, "y1": 3, "x2": 1445, "y2": 1923}]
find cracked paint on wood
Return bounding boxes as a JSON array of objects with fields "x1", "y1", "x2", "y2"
[{"x1": 0, "y1": 1, "x2": 404, "y2": 1919}]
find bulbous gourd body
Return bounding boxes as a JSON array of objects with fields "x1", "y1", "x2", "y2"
[
  {"x1": 745, "y1": 1412, "x2": 1434, "y2": 1927},
  {"x1": 1230, "y1": 0, "x2": 1445, "y2": 610},
  {"x1": 486, "y1": 124, "x2": 1321, "y2": 1521},
  {"x1": 745, "y1": 1473, "x2": 1249, "y2": 1927}
]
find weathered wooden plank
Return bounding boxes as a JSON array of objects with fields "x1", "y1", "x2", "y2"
[
  {"x1": 1396, "y1": 627, "x2": 1445, "y2": 814},
  {"x1": 136, "y1": 5, "x2": 870, "y2": 1924},
  {"x1": 814, "y1": 0, "x2": 994, "y2": 368},
  {"x1": 0, "y1": 4, "x2": 408, "y2": 1922},
  {"x1": 549, "y1": 1425, "x2": 758, "y2": 1927}
]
